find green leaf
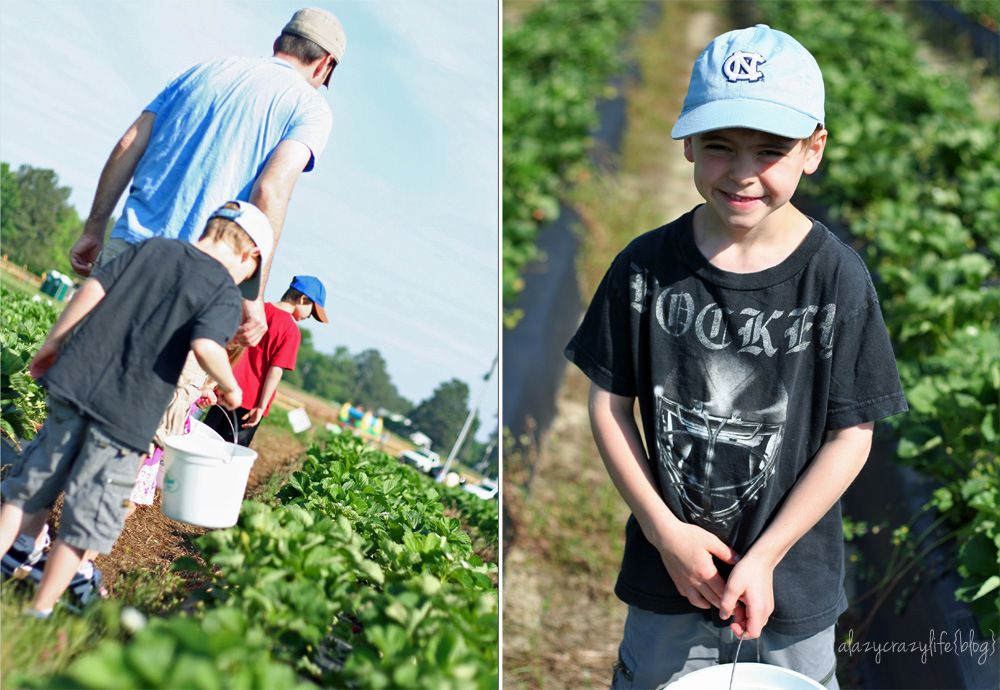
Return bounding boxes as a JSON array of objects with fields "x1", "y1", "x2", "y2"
[{"x1": 971, "y1": 575, "x2": 1000, "y2": 601}]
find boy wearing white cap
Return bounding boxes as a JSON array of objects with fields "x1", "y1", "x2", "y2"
[
  {"x1": 0, "y1": 201, "x2": 272, "y2": 617},
  {"x1": 566, "y1": 25, "x2": 907, "y2": 688}
]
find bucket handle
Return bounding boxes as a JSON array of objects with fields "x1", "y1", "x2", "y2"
[
  {"x1": 727, "y1": 631, "x2": 759, "y2": 690},
  {"x1": 209, "y1": 405, "x2": 241, "y2": 464}
]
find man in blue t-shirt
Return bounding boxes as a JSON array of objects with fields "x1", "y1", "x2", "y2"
[{"x1": 68, "y1": 7, "x2": 345, "y2": 347}]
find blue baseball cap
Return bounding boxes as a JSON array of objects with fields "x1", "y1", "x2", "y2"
[
  {"x1": 289, "y1": 275, "x2": 328, "y2": 322},
  {"x1": 671, "y1": 24, "x2": 824, "y2": 140}
]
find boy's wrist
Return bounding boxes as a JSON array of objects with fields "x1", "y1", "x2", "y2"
[
  {"x1": 744, "y1": 536, "x2": 788, "y2": 569},
  {"x1": 642, "y1": 507, "x2": 684, "y2": 552}
]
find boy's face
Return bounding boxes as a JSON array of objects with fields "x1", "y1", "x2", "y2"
[
  {"x1": 683, "y1": 127, "x2": 826, "y2": 234},
  {"x1": 236, "y1": 249, "x2": 260, "y2": 284}
]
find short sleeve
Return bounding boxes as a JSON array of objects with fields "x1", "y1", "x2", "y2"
[
  {"x1": 190, "y1": 287, "x2": 242, "y2": 347},
  {"x1": 92, "y1": 241, "x2": 141, "y2": 291},
  {"x1": 564, "y1": 253, "x2": 637, "y2": 397},
  {"x1": 144, "y1": 64, "x2": 199, "y2": 114},
  {"x1": 269, "y1": 320, "x2": 301, "y2": 371},
  {"x1": 826, "y1": 295, "x2": 908, "y2": 429},
  {"x1": 285, "y1": 98, "x2": 332, "y2": 172}
]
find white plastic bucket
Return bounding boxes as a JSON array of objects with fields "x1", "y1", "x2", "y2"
[
  {"x1": 160, "y1": 434, "x2": 257, "y2": 528},
  {"x1": 187, "y1": 417, "x2": 225, "y2": 442},
  {"x1": 667, "y1": 662, "x2": 825, "y2": 690}
]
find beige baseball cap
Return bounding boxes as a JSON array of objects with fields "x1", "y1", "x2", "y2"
[{"x1": 282, "y1": 8, "x2": 347, "y2": 65}]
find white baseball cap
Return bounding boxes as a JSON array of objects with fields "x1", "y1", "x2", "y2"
[{"x1": 207, "y1": 201, "x2": 273, "y2": 300}]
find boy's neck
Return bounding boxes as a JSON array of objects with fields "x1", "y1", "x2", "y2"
[
  {"x1": 273, "y1": 301, "x2": 296, "y2": 315},
  {"x1": 193, "y1": 239, "x2": 248, "y2": 282},
  {"x1": 693, "y1": 203, "x2": 813, "y2": 274}
]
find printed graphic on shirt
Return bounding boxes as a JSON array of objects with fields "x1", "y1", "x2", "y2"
[
  {"x1": 630, "y1": 264, "x2": 837, "y2": 360},
  {"x1": 654, "y1": 353, "x2": 788, "y2": 538}
]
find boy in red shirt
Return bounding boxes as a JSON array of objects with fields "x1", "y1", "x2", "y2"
[{"x1": 202, "y1": 274, "x2": 328, "y2": 446}]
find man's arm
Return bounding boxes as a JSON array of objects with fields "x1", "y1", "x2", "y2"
[
  {"x1": 235, "y1": 140, "x2": 312, "y2": 347},
  {"x1": 720, "y1": 422, "x2": 874, "y2": 639},
  {"x1": 69, "y1": 112, "x2": 155, "y2": 277},
  {"x1": 190, "y1": 338, "x2": 242, "y2": 411},
  {"x1": 589, "y1": 384, "x2": 739, "y2": 611},
  {"x1": 29, "y1": 278, "x2": 107, "y2": 378},
  {"x1": 241, "y1": 365, "x2": 284, "y2": 428}
]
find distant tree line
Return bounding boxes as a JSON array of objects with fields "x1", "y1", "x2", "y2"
[
  {"x1": 1, "y1": 162, "x2": 84, "y2": 277},
  {"x1": 0, "y1": 161, "x2": 497, "y2": 476},
  {"x1": 286, "y1": 331, "x2": 497, "y2": 475}
]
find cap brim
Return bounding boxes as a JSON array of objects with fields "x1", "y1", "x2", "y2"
[
  {"x1": 671, "y1": 99, "x2": 820, "y2": 140},
  {"x1": 239, "y1": 268, "x2": 262, "y2": 301},
  {"x1": 312, "y1": 303, "x2": 328, "y2": 323}
]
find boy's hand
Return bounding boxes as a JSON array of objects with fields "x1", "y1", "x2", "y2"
[
  {"x1": 29, "y1": 341, "x2": 61, "y2": 379},
  {"x1": 719, "y1": 551, "x2": 775, "y2": 639},
  {"x1": 218, "y1": 385, "x2": 242, "y2": 411},
  {"x1": 657, "y1": 522, "x2": 739, "y2": 610},
  {"x1": 240, "y1": 407, "x2": 265, "y2": 428},
  {"x1": 197, "y1": 388, "x2": 218, "y2": 408}
]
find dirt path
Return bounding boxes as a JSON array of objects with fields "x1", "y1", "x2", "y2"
[
  {"x1": 503, "y1": 5, "x2": 720, "y2": 688},
  {"x1": 41, "y1": 426, "x2": 307, "y2": 601}
]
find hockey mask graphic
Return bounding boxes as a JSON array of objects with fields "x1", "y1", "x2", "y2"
[{"x1": 655, "y1": 354, "x2": 787, "y2": 532}]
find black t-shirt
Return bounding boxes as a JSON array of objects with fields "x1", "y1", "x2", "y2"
[
  {"x1": 43, "y1": 238, "x2": 242, "y2": 451},
  {"x1": 565, "y1": 209, "x2": 908, "y2": 636}
]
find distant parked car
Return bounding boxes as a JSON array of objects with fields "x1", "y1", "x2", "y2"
[
  {"x1": 462, "y1": 478, "x2": 498, "y2": 500},
  {"x1": 399, "y1": 448, "x2": 441, "y2": 474}
]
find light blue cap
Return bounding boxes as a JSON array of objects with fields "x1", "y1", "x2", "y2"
[{"x1": 671, "y1": 24, "x2": 824, "y2": 140}]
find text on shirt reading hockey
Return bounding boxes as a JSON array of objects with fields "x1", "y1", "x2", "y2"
[{"x1": 632, "y1": 279, "x2": 837, "y2": 359}]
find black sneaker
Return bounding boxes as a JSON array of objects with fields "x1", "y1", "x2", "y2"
[
  {"x1": 2, "y1": 550, "x2": 108, "y2": 612},
  {"x1": 1, "y1": 533, "x2": 49, "y2": 581}
]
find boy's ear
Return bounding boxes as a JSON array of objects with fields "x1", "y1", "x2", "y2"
[
  {"x1": 802, "y1": 128, "x2": 828, "y2": 176},
  {"x1": 683, "y1": 137, "x2": 695, "y2": 163}
]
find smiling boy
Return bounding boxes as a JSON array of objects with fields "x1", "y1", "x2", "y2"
[{"x1": 565, "y1": 25, "x2": 907, "y2": 688}]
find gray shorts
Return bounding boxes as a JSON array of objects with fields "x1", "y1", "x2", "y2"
[
  {"x1": 1, "y1": 396, "x2": 141, "y2": 553},
  {"x1": 96, "y1": 236, "x2": 133, "y2": 268},
  {"x1": 611, "y1": 606, "x2": 839, "y2": 690}
]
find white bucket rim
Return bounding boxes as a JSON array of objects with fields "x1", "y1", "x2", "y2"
[
  {"x1": 163, "y1": 434, "x2": 258, "y2": 466},
  {"x1": 667, "y1": 662, "x2": 826, "y2": 690}
]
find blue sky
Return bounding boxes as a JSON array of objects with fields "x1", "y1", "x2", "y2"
[{"x1": 0, "y1": 1, "x2": 499, "y2": 441}]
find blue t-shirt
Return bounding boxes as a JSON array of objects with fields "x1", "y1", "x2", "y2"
[{"x1": 112, "y1": 56, "x2": 332, "y2": 245}]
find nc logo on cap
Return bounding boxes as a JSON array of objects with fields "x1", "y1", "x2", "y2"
[{"x1": 722, "y1": 51, "x2": 767, "y2": 83}]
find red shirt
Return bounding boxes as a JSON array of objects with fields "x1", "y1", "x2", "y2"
[{"x1": 232, "y1": 302, "x2": 301, "y2": 414}]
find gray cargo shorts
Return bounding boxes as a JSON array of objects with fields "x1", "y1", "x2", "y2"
[
  {"x1": 95, "y1": 236, "x2": 132, "y2": 268},
  {"x1": 611, "y1": 606, "x2": 839, "y2": 690},
  {"x1": 1, "y1": 396, "x2": 141, "y2": 553}
]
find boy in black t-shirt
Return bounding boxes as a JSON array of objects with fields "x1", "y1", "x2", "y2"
[
  {"x1": 0, "y1": 201, "x2": 273, "y2": 617},
  {"x1": 565, "y1": 25, "x2": 907, "y2": 689}
]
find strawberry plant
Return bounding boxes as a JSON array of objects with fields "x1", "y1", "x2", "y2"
[
  {"x1": 18, "y1": 608, "x2": 315, "y2": 690},
  {"x1": 199, "y1": 437, "x2": 498, "y2": 688},
  {"x1": 1, "y1": 287, "x2": 57, "y2": 447},
  {"x1": 503, "y1": 0, "x2": 640, "y2": 325}
]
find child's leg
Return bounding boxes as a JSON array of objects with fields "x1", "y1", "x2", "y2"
[
  {"x1": 612, "y1": 606, "x2": 720, "y2": 689},
  {"x1": 1, "y1": 397, "x2": 87, "y2": 556},
  {"x1": 56, "y1": 421, "x2": 140, "y2": 604},
  {"x1": 757, "y1": 623, "x2": 839, "y2": 689},
  {"x1": 0, "y1": 503, "x2": 26, "y2": 555},
  {"x1": 16, "y1": 510, "x2": 51, "y2": 548},
  {"x1": 31, "y1": 540, "x2": 85, "y2": 612}
]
